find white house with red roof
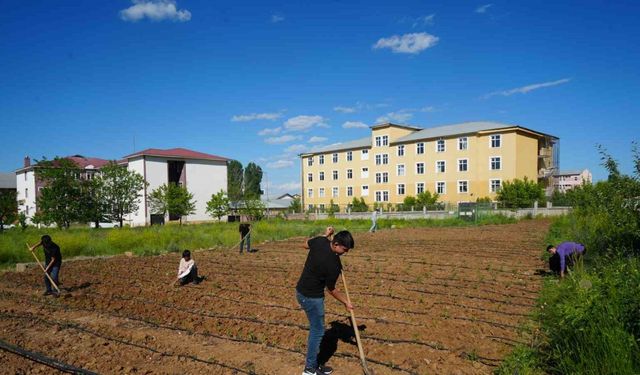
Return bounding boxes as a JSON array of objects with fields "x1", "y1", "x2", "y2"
[{"x1": 16, "y1": 148, "x2": 229, "y2": 226}]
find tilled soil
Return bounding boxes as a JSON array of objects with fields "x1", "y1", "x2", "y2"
[{"x1": 0, "y1": 220, "x2": 549, "y2": 375}]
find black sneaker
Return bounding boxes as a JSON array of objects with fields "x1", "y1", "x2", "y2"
[
  {"x1": 43, "y1": 290, "x2": 52, "y2": 296},
  {"x1": 317, "y1": 365, "x2": 333, "y2": 375},
  {"x1": 302, "y1": 367, "x2": 317, "y2": 375}
]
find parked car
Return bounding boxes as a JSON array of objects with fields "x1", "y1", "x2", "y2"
[{"x1": 88, "y1": 222, "x2": 119, "y2": 229}]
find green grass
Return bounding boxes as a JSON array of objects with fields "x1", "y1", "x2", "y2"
[{"x1": 0, "y1": 214, "x2": 516, "y2": 269}]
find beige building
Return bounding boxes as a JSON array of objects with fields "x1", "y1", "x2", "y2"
[{"x1": 299, "y1": 121, "x2": 558, "y2": 211}]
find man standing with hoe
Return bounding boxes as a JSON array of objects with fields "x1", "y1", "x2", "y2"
[
  {"x1": 28, "y1": 235, "x2": 62, "y2": 296},
  {"x1": 239, "y1": 222, "x2": 252, "y2": 254},
  {"x1": 296, "y1": 230, "x2": 355, "y2": 375}
]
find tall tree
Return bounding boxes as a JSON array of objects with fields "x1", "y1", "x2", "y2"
[
  {"x1": 0, "y1": 190, "x2": 18, "y2": 232},
  {"x1": 497, "y1": 177, "x2": 546, "y2": 208},
  {"x1": 244, "y1": 162, "x2": 263, "y2": 199},
  {"x1": 98, "y1": 162, "x2": 147, "y2": 227},
  {"x1": 36, "y1": 157, "x2": 84, "y2": 228},
  {"x1": 289, "y1": 197, "x2": 301, "y2": 213},
  {"x1": 206, "y1": 190, "x2": 230, "y2": 221},
  {"x1": 227, "y1": 160, "x2": 244, "y2": 201},
  {"x1": 78, "y1": 176, "x2": 108, "y2": 228},
  {"x1": 148, "y1": 183, "x2": 197, "y2": 225},
  {"x1": 240, "y1": 198, "x2": 266, "y2": 221}
]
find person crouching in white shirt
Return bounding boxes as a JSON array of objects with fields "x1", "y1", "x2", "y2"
[{"x1": 177, "y1": 250, "x2": 202, "y2": 286}]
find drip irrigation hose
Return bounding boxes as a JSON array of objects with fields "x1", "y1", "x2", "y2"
[{"x1": 0, "y1": 338, "x2": 98, "y2": 375}]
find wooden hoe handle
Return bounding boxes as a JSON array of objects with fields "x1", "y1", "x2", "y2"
[
  {"x1": 341, "y1": 269, "x2": 373, "y2": 375},
  {"x1": 26, "y1": 243, "x2": 60, "y2": 293}
]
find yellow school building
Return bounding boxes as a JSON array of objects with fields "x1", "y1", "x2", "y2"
[{"x1": 299, "y1": 121, "x2": 558, "y2": 211}]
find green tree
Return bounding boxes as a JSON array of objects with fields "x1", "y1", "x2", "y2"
[
  {"x1": 18, "y1": 212, "x2": 28, "y2": 230},
  {"x1": 206, "y1": 190, "x2": 230, "y2": 221},
  {"x1": 403, "y1": 195, "x2": 417, "y2": 210},
  {"x1": 416, "y1": 190, "x2": 439, "y2": 209},
  {"x1": 0, "y1": 190, "x2": 18, "y2": 232},
  {"x1": 227, "y1": 160, "x2": 244, "y2": 201},
  {"x1": 98, "y1": 162, "x2": 147, "y2": 227},
  {"x1": 350, "y1": 197, "x2": 368, "y2": 212},
  {"x1": 36, "y1": 157, "x2": 84, "y2": 228},
  {"x1": 148, "y1": 183, "x2": 197, "y2": 225},
  {"x1": 79, "y1": 176, "x2": 108, "y2": 228},
  {"x1": 327, "y1": 199, "x2": 339, "y2": 217},
  {"x1": 244, "y1": 162, "x2": 263, "y2": 199},
  {"x1": 497, "y1": 177, "x2": 546, "y2": 208},
  {"x1": 289, "y1": 196, "x2": 301, "y2": 213},
  {"x1": 240, "y1": 198, "x2": 266, "y2": 221}
]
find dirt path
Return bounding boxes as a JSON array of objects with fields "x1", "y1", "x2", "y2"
[{"x1": 0, "y1": 220, "x2": 549, "y2": 374}]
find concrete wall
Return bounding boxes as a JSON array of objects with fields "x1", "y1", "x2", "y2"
[
  {"x1": 184, "y1": 160, "x2": 227, "y2": 222},
  {"x1": 126, "y1": 157, "x2": 147, "y2": 226},
  {"x1": 15, "y1": 170, "x2": 36, "y2": 223}
]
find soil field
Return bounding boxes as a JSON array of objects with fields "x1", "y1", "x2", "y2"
[{"x1": 0, "y1": 220, "x2": 549, "y2": 375}]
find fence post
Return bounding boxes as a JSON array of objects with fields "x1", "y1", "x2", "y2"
[{"x1": 534, "y1": 200, "x2": 538, "y2": 216}]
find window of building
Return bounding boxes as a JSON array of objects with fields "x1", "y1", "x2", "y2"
[
  {"x1": 361, "y1": 167, "x2": 369, "y2": 178},
  {"x1": 382, "y1": 172, "x2": 389, "y2": 183},
  {"x1": 361, "y1": 185, "x2": 369, "y2": 196},
  {"x1": 26, "y1": 206, "x2": 29, "y2": 215},
  {"x1": 436, "y1": 181, "x2": 445, "y2": 194},
  {"x1": 436, "y1": 160, "x2": 445, "y2": 173},
  {"x1": 382, "y1": 135, "x2": 388, "y2": 146},
  {"x1": 332, "y1": 153, "x2": 338, "y2": 163},
  {"x1": 307, "y1": 157, "x2": 313, "y2": 167},
  {"x1": 458, "y1": 180, "x2": 468, "y2": 193},
  {"x1": 25, "y1": 188, "x2": 28, "y2": 199},
  {"x1": 332, "y1": 170, "x2": 338, "y2": 180},
  {"x1": 491, "y1": 134, "x2": 501, "y2": 148},
  {"x1": 490, "y1": 156, "x2": 501, "y2": 170},
  {"x1": 375, "y1": 154, "x2": 381, "y2": 165},
  {"x1": 346, "y1": 151, "x2": 353, "y2": 161},
  {"x1": 375, "y1": 136, "x2": 381, "y2": 147},
  {"x1": 307, "y1": 188, "x2": 313, "y2": 198},
  {"x1": 332, "y1": 187, "x2": 339, "y2": 197},
  {"x1": 416, "y1": 142, "x2": 424, "y2": 154},
  {"x1": 417, "y1": 182, "x2": 425, "y2": 194},
  {"x1": 307, "y1": 173, "x2": 313, "y2": 182},
  {"x1": 397, "y1": 164, "x2": 405, "y2": 176},
  {"x1": 308, "y1": 204, "x2": 314, "y2": 211},
  {"x1": 347, "y1": 169, "x2": 353, "y2": 179},
  {"x1": 347, "y1": 186, "x2": 353, "y2": 196},
  {"x1": 319, "y1": 204, "x2": 325, "y2": 210},
  {"x1": 383, "y1": 191, "x2": 389, "y2": 201},
  {"x1": 458, "y1": 137, "x2": 468, "y2": 150},
  {"x1": 458, "y1": 159, "x2": 468, "y2": 172},
  {"x1": 490, "y1": 179, "x2": 501, "y2": 193},
  {"x1": 436, "y1": 139, "x2": 445, "y2": 152},
  {"x1": 375, "y1": 172, "x2": 382, "y2": 183},
  {"x1": 397, "y1": 183, "x2": 405, "y2": 195},
  {"x1": 361, "y1": 149, "x2": 369, "y2": 160},
  {"x1": 319, "y1": 155, "x2": 325, "y2": 164},
  {"x1": 397, "y1": 145, "x2": 405, "y2": 156},
  {"x1": 382, "y1": 154, "x2": 388, "y2": 164},
  {"x1": 319, "y1": 188, "x2": 325, "y2": 197},
  {"x1": 416, "y1": 162, "x2": 425, "y2": 174},
  {"x1": 375, "y1": 191, "x2": 382, "y2": 202},
  {"x1": 319, "y1": 171, "x2": 325, "y2": 181}
]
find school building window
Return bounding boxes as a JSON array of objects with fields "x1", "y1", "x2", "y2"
[
  {"x1": 436, "y1": 160, "x2": 445, "y2": 173},
  {"x1": 436, "y1": 181, "x2": 446, "y2": 194},
  {"x1": 319, "y1": 155, "x2": 325, "y2": 164},
  {"x1": 319, "y1": 204, "x2": 325, "y2": 210},
  {"x1": 347, "y1": 186, "x2": 353, "y2": 196},
  {"x1": 436, "y1": 139, "x2": 445, "y2": 152},
  {"x1": 490, "y1": 156, "x2": 501, "y2": 170},
  {"x1": 397, "y1": 183, "x2": 405, "y2": 195},
  {"x1": 332, "y1": 187, "x2": 339, "y2": 197},
  {"x1": 490, "y1": 179, "x2": 501, "y2": 193},
  {"x1": 458, "y1": 159, "x2": 468, "y2": 172},
  {"x1": 416, "y1": 162, "x2": 425, "y2": 174},
  {"x1": 375, "y1": 154, "x2": 388, "y2": 165},
  {"x1": 491, "y1": 134, "x2": 501, "y2": 148},
  {"x1": 361, "y1": 185, "x2": 369, "y2": 196},
  {"x1": 458, "y1": 180, "x2": 468, "y2": 193},
  {"x1": 307, "y1": 188, "x2": 313, "y2": 198},
  {"x1": 416, "y1": 142, "x2": 424, "y2": 154},
  {"x1": 332, "y1": 170, "x2": 338, "y2": 180},
  {"x1": 361, "y1": 149, "x2": 369, "y2": 160},
  {"x1": 458, "y1": 137, "x2": 468, "y2": 150},
  {"x1": 319, "y1": 188, "x2": 325, "y2": 197},
  {"x1": 332, "y1": 153, "x2": 338, "y2": 163},
  {"x1": 397, "y1": 164, "x2": 405, "y2": 176},
  {"x1": 307, "y1": 173, "x2": 313, "y2": 182},
  {"x1": 361, "y1": 167, "x2": 369, "y2": 178},
  {"x1": 346, "y1": 151, "x2": 353, "y2": 161},
  {"x1": 307, "y1": 157, "x2": 313, "y2": 167},
  {"x1": 319, "y1": 171, "x2": 325, "y2": 181},
  {"x1": 308, "y1": 204, "x2": 314, "y2": 211},
  {"x1": 375, "y1": 191, "x2": 389, "y2": 202},
  {"x1": 375, "y1": 173, "x2": 382, "y2": 183},
  {"x1": 417, "y1": 182, "x2": 425, "y2": 194},
  {"x1": 347, "y1": 169, "x2": 353, "y2": 179},
  {"x1": 397, "y1": 145, "x2": 405, "y2": 156}
]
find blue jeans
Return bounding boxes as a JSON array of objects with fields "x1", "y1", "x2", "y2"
[
  {"x1": 296, "y1": 290, "x2": 325, "y2": 369},
  {"x1": 369, "y1": 221, "x2": 377, "y2": 232},
  {"x1": 45, "y1": 265, "x2": 60, "y2": 292},
  {"x1": 240, "y1": 233, "x2": 251, "y2": 253}
]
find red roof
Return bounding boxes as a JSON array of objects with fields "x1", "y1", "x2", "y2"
[
  {"x1": 65, "y1": 155, "x2": 111, "y2": 169},
  {"x1": 122, "y1": 148, "x2": 229, "y2": 162}
]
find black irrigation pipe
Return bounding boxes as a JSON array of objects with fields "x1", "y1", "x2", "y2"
[
  {"x1": 0, "y1": 311, "x2": 257, "y2": 375},
  {"x1": 406, "y1": 288, "x2": 535, "y2": 308},
  {"x1": 0, "y1": 337, "x2": 99, "y2": 375}
]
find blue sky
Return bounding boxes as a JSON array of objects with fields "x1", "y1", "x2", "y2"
[{"x1": 1, "y1": 0, "x2": 639, "y2": 197}]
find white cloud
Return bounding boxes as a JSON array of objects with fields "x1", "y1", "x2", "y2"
[
  {"x1": 421, "y1": 106, "x2": 436, "y2": 112},
  {"x1": 483, "y1": 78, "x2": 571, "y2": 99},
  {"x1": 342, "y1": 121, "x2": 368, "y2": 129},
  {"x1": 273, "y1": 181, "x2": 301, "y2": 192},
  {"x1": 373, "y1": 32, "x2": 439, "y2": 54},
  {"x1": 309, "y1": 136, "x2": 328, "y2": 143},
  {"x1": 284, "y1": 115, "x2": 327, "y2": 132},
  {"x1": 265, "y1": 135, "x2": 301, "y2": 144},
  {"x1": 413, "y1": 14, "x2": 435, "y2": 27},
  {"x1": 119, "y1": 0, "x2": 191, "y2": 22},
  {"x1": 232, "y1": 112, "x2": 282, "y2": 122},
  {"x1": 284, "y1": 144, "x2": 307, "y2": 154},
  {"x1": 271, "y1": 14, "x2": 285, "y2": 23},
  {"x1": 267, "y1": 159, "x2": 294, "y2": 169},
  {"x1": 258, "y1": 127, "x2": 282, "y2": 136},
  {"x1": 376, "y1": 111, "x2": 413, "y2": 124},
  {"x1": 476, "y1": 4, "x2": 493, "y2": 14},
  {"x1": 334, "y1": 106, "x2": 357, "y2": 113}
]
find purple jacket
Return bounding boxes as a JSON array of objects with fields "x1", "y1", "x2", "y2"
[{"x1": 557, "y1": 242, "x2": 585, "y2": 272}]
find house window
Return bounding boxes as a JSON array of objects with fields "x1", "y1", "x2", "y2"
[
  {"x1": 417, "y1": 183, "x2": 425, "y2": 194},
  {"x1": 416, "y1": 163, "x2": 425, "y2": 174},
  {"x1": 397, "y1": 184, "x2": 405, "y2": 195},
  {"x1": 375, "y1": 136, "x2": 381, "y2": 147},
  {"x1": 490, "y1": 156, "x2": 501, "y2": 170},
  {"x1": 397, "y1": 164, "x2": 405, "y2": 176},
  {"x1": 332, "y1": 187, "x2": 339, "y2": 197},
  {"x1": 382, "y1": 154, "x2": 388, "y2": 164},
  {"x1": 319, "y1": 171, "x2": 325, "y2": 181},
  {"x1": 347, "y1": 186, "x2": 353, "y2": 197},
  {"x1": 436, "y1": 181, "x2": 445, "y2": 194},
  {"x1": 346, "y1": 151, "x2": 353, "y2": 161},
  {"x1": 397, "y1": 145, "x2": 405, "y2": 156},
  {"x1": 332, "y1": 170, "x2": 338, "y2": 180},
  {"x1": 490, "y1": 179, "x2": 501, "y2": 193},
  {"x1": 375, "y1": 191, "x2": 382, "y2": 202},
  {"x1": 319, "y1": 204, "x2": 325, "y2": 210},
  {"x1": 458, "y1": 159, "x2": 468, "y2": 172},
  {"x1": 308, "y1": 204, "x2": 314, "y2": 210},
  {"x1": 436, "y1": 139, "x2": 445, "y2": 152},
  {"x1": 416, "y1": 142, "x2": 424, "y2": 154},
  {"x1": 332, "y1": 153, "x2": 338, "y2": 163},
  {"x1": 307, "y1": 157, "x2": 313, "y2": 167},
  {"x1": 25, "y1": 188, "x2": 28, "y2": 199},
  {"x1": 458, "y1": 180, "x2": 468, "y2": 193},
  {"x1": 382, "y1": 135, "x2": 388, "y2": 146},
  {"x1": 436, "y1": 160, "x2": 445, "y2": 173},
  {"x1": 382, "y1": 172, "x2": 389, "y2": 183},
  {"x1": 383, "y1": 191, "x2": 389, "y2": 201},
  {"x1": 319, "y1": 188, "x2": 325, "y2": 197},
  {"x1": 375, "y1": 173, "x2": 382, "y2": 183},
  {"x1": 361, "y1": 167, "x2": 369, "y2": 178},
  {"x1": 375, "y1": 154, "x2": 381, "y2": 165},
  {"x1": 319, "y1": 155, "x2": 325, "y2": 164},
  {"x1": 361, "y1": 185, "x2": 369, "y2": 196},
  {"x1": 361, "y1": 149, "x2": 369, "y2": 160},
  {"x1": 491, "y1": 134, "x2": 501, "y2": 148},
  {"x1": 458, "y1": 137, "x2": 468, "y2": 150},
  {"x1": 347, "y1": 169, "x2": 353, "y2": 179},
  {"x1": 307, "y1": 173, "x2": 313, "y2": 182},
  {"x1": 26, "y1": 206, "x2": 29, "y2": 215},
  {"x1": 308, "y1": 188, "x2": 313, "y2": 198}
]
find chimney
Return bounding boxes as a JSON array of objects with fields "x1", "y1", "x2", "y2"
[{"x1": 24, "y1": 156, "x2": 31, "y2": 168}]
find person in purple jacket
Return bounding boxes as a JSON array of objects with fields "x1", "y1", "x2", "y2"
[{"x1": 547, "y1": 242, "x2": 586, "y2": 278}]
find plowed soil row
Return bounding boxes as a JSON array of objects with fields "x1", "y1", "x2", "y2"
[{"x1": 0, "y1": 220, "x2": 549, "y2": 374}]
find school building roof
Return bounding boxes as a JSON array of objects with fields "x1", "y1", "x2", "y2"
[{"x1": 122, "y1": 148, "x2": 229, "y2": 162}]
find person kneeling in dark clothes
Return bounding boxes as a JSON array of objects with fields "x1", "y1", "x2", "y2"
[{"x1": 176, "y1": 250, "x2": 202, "y2": 286}]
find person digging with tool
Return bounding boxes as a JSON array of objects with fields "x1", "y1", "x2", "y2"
[
  {"x1": 176, "y1": 250, "x2": 203, "y2": 286},
  {"x1": 239, "y1": 223, "x2": 252, "y2": 254},
  {"x1": 29, "y1": 235, "x2": 62, "y2": 296},
  {"x1": 547, "y1": 242, "x2": 586, "y2": 278},
  {"x1": 296, "y1": 230, "x2": 355, "y2": 375}
]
